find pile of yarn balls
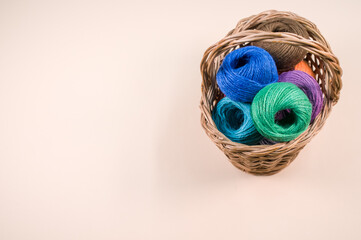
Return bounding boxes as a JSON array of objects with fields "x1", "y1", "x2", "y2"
[{"x1": 212, "y1": 20, "x2": 323, "y2": 145}]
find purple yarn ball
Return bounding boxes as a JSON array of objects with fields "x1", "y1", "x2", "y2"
[{"x1": 277, "y1": 70, "x2": 323, "y2": 122}]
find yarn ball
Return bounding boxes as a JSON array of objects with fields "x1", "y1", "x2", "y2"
[
  {"x1": 251, "y1": 82, "x2": 312, "y2": 142},
  {"x1": 259, "y1": 138, "x2": 278, "y2": 145},
  {"x1": 216, "y1": 46, "x2": 278, "y2": 103},
  {"x1": 278, "y1": 70, "x2": 323, "y2": 122},
  {"x1": 212, "y1": 97, "x2": 262, "y2": 145},
  {"x1": 294, "y1": 60, "x2": 315, "y2": 78},
  {"x1": 251, "y1": 18, "x2": 309, "y2": 72}
]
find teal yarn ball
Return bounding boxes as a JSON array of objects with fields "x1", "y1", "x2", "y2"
[
  {"x1": 251, "y1": 82, "x2": 312, "y2": 142},
  {"x1": 212, "y1": 97, "x2": 262, "y2": 145}
]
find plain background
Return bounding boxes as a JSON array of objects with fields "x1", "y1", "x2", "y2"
[{"x1": 0, "y1": 0, "x2": 360, "y2": 239}]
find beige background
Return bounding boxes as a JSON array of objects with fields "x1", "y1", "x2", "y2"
[{"x1": 0, "y1": 0, "x2": 360, "y2": 239}]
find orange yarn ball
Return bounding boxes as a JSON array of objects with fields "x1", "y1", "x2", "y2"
[{"x1": 294, "y1": 61, "x2": 315, "y2": 78}]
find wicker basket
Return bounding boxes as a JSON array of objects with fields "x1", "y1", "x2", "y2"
[{"x1": 200, "y1": 10, "x2": 342, "y2": 175}]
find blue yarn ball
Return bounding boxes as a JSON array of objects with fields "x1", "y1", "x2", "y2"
[
  {"x1": 212, "y1": 97, "x2": 262, "y2": 145},
  {"x1": 216, "y1": 46, "x2": 278, "y2": 102}
]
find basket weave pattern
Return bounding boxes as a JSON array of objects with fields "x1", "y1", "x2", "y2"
[{"x1": 200, "y1": 10, "x2": 342, "y2": 175}]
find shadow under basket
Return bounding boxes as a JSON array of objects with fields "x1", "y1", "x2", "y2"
[{"x1": 200, "y1": 10, "x2": 342, "y2": 176}]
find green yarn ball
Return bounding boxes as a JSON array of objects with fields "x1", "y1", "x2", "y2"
[{"x1": 251, "y1": 82, "x2": 312, "y2": 142}]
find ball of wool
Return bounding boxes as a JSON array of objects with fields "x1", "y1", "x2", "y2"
[
  {"x1": 294, "y1": 60, "x2": 315, "y2": 78},
  {"x1": 278, "y1": 70, "x2": 323, "y2": 122},
  {"x1": 259, "y1": 138, "x2": 278, "y2": 145},
  {"x1": 216, "y1": 46, "x2": 278, "y2": 103},
  {"x1": 251, "y1": 18, "x2": 309, "y2": 72},
  {"x1": 212, "y1": 97, "x2": 262, "y2": 145},
  {"x1": 251, "y1": 82, "x2": 312, "y2": 142}
]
